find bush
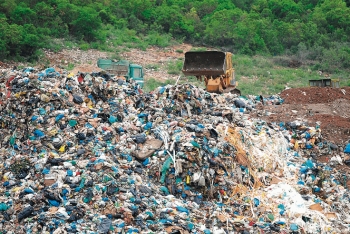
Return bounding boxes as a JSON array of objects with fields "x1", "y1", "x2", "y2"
[
  {"x1": 167, "y1": 59, "x2": 183, "y2": 74},
  {"x1": 79, "y1": 42, "x2": 90, "y2": 51},
  {"x1": 144, "y1": 78, "x2": 175, "y2": 93},
  {"x1": 145, "y1": 31, "x2": 172, "y2": 47},
  {"x1": 66, "y1": 63, "x2": 75, "y2": 70}
]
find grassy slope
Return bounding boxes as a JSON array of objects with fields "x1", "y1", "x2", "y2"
[
  {"x1": 146, "y1": 53, "x2": 350, "y2": 95},
  {"x1": 234, "y1": 55, "x2": 350, "y2": 95}
]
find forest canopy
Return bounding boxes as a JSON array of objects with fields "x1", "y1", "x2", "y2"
[{"x1": 0, "y1": 0, "x2": 349, "y2": 71}]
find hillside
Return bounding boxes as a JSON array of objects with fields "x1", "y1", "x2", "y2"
[{"x1": 1, "y1": 0, "x2": 350, "y2": 74}]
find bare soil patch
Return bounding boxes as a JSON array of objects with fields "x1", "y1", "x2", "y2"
[
  {"x1": 42, "y1": 44, "x2": 193, "y2": 81},
  {"x1": 255, "y1": 87, "x2": 350, "y2": 145}
]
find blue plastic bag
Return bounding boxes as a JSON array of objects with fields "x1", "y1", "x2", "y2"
[
  {"x1": 34, "y1": 129, "x2": 45, "y2": 138},
  {"x1": 55, "y1": 114, "x2": 64, "y2": 122},
  {"x1": 344, "y1": 144, "x2": 350, "y2": 154},
  {"x1": 144, "y1": 122, "x2": 152, "y2": 130},
  {"x1": 48, "y1": 199, "x2": 60, "y2": 207},
  {"x1": 176, "y1": 206, "x2": 189, "y2": 215},
  {"x1": 109, "y1": 115, "x2": 117, "y2": 123}
]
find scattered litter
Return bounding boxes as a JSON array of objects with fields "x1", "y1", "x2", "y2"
[{"x1": 0, "y1": 67, "x2": 349, "y2": 233}]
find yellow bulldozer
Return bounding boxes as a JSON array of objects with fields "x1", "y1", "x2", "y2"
[{"x1": 182, "y1": 51, "x2": 241, "y2": 95}]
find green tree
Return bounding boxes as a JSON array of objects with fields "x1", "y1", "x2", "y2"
[
  {"x1": 71, "y1": 7, "x2": 102, "y2": 41},
  {"x1": 312, "y1": 0, "x2": 350, "y2": 35},
  {"x1": 0, "y1": 0, "x2": 17, "y2": 17},
  {"x1": 251, "y1": 0, "x2": 268, "y2": 13},
  {"x1": 232, "y1": 0, "x2": 255, "y2": 11},
  {"x1": 233, "y1": 13, "x2": 269, "y2": 54},
  {"x1": 55, "y1": 1, "x2": 78, "y2": 27},
  {"x1": 1, "y1": 19, "x2": 23, "y2": 57},
  {"x1": 183, "y1": 7, "x2": 204, "y2": 40},
  {"x1": 117, "y1": 0, "x2": 153, "y2": 19},
  {"x1": 0, "y1": 18, "x2": 10, "y2": 58},
  {"x1": 268, "y1": 0, "x2": 302, "y2": 20},
  {"x1": 215, "y1": 0, "x2": 236, "y2": 11},
  {"x1": 258, "y1": 18, "x2": 283, "y2": 54},
  {"x1": 192, "y1": 0, "x2": 217, "y2": 19},
  {"x1": 204, "y1": 9, "x2": 243, "y2": 45},
  {"x1": 99, "y1": 9, "x2": 116, "y2": 24},
  {"x1": 128, "y1": 14, "x2": 147, "y2": 33},
  {"x1": 10, "y1": 2, "x2": 36, "y2": 25},
  {"x1": 153, "y1": 4, "x2": 182, "y2": 33},
  {"x1": 21, "y1": 24, "x2": 42, "y2": 56},
  {"x1": 34, "y1": 2, "x2": 54, "y2": 27}
]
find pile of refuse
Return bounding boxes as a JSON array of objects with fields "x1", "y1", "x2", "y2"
[{"x1": 0, "y1": 67, "x2": 350, "y2": 234}]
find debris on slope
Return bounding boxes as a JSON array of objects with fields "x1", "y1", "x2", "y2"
[{"x1": 0, "y1": 67, "x2": 349, "y2": 233}]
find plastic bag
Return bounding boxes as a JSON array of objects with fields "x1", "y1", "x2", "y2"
[{"x1": 73, "y1": 94, "x2": 83, "y2": 104}]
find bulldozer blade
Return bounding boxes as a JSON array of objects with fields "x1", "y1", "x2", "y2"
[{"x1": 182, "y1": 51, "x2": 227, "y2": 77}]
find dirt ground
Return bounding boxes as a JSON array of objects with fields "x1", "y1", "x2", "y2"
[
  {"x1": 255, "y1": 87, "x2": 350, "y2": 146},
  {"x1": 0, "y1": 44, "x2": 194, "y2": 81},
  {"x1": 121, "y1": 43, "x2": 193, "y2": 81},
  {"x1": 40, "y1": 44, "x2": 193, "y2": 81},
  {"x1": 280, "y1": 87, "x2": 350, "y2": 104}
]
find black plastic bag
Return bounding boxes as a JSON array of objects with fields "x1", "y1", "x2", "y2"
[
  {"x1": 234, "y1": 99, "x2": 246, "y2": 108},
  {"x1": 73, "y1": 94, "x2": 83, "y2": 104},
  {"x1": 18, "y1": 206, "x2": 34, "y2": 222},
  {"x1": 98, "y1": 218, "x2": 112, "y2": 233}
]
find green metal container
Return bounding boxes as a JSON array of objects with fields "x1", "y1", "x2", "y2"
[{"x1": 97, "y1": 59, "x2": 144, "y2": 88}]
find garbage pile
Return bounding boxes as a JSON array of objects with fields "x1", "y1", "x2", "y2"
[{"x1": 0, "y1": 67, "x2": 350, "y2": 233}]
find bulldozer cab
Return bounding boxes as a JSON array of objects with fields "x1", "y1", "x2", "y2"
[{"x1": 182, "y1": 51, "x2": 239, "y2": 94}]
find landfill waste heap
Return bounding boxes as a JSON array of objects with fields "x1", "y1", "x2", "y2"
[{"x1": 0, "y1": 67, "x2": 350, "y2": 234}]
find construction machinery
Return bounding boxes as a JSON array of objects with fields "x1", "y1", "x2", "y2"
[
  {"x1": 97, "y1": 59, "x2": 144, "y2": 88},
  {"x1": 182, "y1": 51, "x2": 240, "y2": 95},
  {"x1": 309, "y1": 78, "x2": 340, "y2": 88}
]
